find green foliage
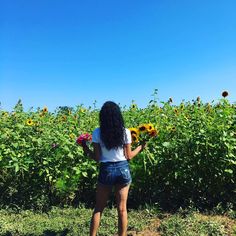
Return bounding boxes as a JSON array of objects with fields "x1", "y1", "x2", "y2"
[
  {"x1": 159, "y1": 211, "x2": 234, "y2": 236},
  {"x1": 0, "y1": 207, "x2": 235, "y2": 236},
  {"x1": 0, "y1": 94, "x2": 235, "y2": 209},
  {"x1": 0, "y1": 206, "x2": 152, "y2": 235},
  {"x1": 0, "y1": 104, "x2": 99, "y2": 209},
  {"x1": 126, "y1": 98, "x2": 236, "y2": 209}
]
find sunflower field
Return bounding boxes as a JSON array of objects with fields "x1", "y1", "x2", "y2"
[{"x1": 0, "y1": 91, "x2": 236, "y2": 210}]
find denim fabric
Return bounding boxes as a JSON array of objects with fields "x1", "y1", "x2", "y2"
[{"x1": 98, "y1": 160, "x2": 132, "y2": 186}]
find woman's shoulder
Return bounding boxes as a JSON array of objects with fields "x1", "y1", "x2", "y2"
[
  {"x1": 124, "y1": 128, "x2": 132, "y2": 143},
  {"x1": 92, "y1": 127, "x2": 101, "y2": 142},
  {"x1": 93, "y1": 127, "x2": 100, "y2": 134},
  {"x1": 125, "y1": 128, "x2": 131, "y2": 133}
]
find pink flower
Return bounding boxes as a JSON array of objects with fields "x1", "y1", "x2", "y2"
[
  {"x1": 51, "y1": 143, "x2": 59, "y2": 148},
  {"x1": 76, "y1": 133, "x2": 92, "y2": 146}
]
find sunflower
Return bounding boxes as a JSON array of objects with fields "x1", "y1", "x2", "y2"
[
  {"x1": 222, "y1": 91, "x2": 228, "y2": 98},
  {"x1": 138, "y1": 124, "x2": 148, "y2": 132},
  {"x1": 43, "y1": 107, "x2": 48, "y2": 113},
  {"x1": 60, "y1": 115, "x2": 67, "y2": 122},
  {"x1": 168, "y1": 97, "x2": 173, "y2": 103},
  {"x1": 131, "y1": 103, "x2": 137, "y2": 109},
  {"x1": 129, "y1": 128, "x2": 139, "y2": 136},
  {"x1": 2, "y1": 111, "x2": 9, "y2": 117},
  {"x1": 146, "y1": 123, "x2": 154, "y2": 131},
  {"x1": 26, "y1": 119, "x2": 34, "y2": 126},
  {"x1": 206, "y1": 105, "x2": 211, "y2": 112},
  {"x1": 79, "y1": 108, "x2": 86, "y2": 113},
  {"x1": 131, "y1": 133, "x2": 139, "y2": 143},
  {"x1": 69, "y1": 133, "x2": 76, "y2": 139},
  {"x1": 148, "y1": 129, "x2": 158, "y2": 137},
  {"x1": 180, "y1": 103, "x2": 185, "y2": 110},
  {"x1": 174, "y1": 108, "x2": 178, "y2": 114}
]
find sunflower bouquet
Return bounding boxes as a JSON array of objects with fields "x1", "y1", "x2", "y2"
[
  {"x1": 129, "y1": 123, "x2": 158, "y2": 144},
  {"x1": 76, "y1": 133, "x2": 92, "y2": 146}
]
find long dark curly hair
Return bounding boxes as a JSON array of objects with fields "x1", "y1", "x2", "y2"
[{"x1": 99, "y1": 101, "x2": 126, "y2": 150}]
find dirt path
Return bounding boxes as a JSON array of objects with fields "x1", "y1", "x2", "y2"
[
  {"x1": 126, "y1": 219, "x2": 161, "y2": 236},
  {"x1": 114, "y1": 214, "x2": 236, "y2": 236}
]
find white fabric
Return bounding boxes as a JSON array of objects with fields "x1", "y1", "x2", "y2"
[{"x1": 92, "y1": 127, "x2": 132, "y2": 162}]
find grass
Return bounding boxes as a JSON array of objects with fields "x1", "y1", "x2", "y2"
[
  {"x1": 159, "y1": 211, "x2": 236, "y2": 236},
  {"x1": 0, "y1": 206, "x2": 153, "y2": 236},
  {"x1": 0, "y1": 206, "x2": 235, "y2": 236}
]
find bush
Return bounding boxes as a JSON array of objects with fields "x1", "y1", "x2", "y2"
[{"x1": 0, "y1": 93, "x2": 235, "y2": 210}]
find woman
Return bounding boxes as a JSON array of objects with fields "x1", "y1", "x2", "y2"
[{"x1": 82, "y1": 101, "x2": 145, "y2": 236}]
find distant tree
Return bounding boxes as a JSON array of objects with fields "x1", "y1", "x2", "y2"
[
  {"x1": 13, "y1": 99, "x2": 24, "y2": 112},
  {"x1": 57, "y1": 106, "x2": 73, "y2": 115}
]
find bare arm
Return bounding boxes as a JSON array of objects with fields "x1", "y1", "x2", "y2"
[
  {"x1": 82, "y1": 142, "x2": 101, "y2": 162},
  {"x1": 124, "y1": 142, "x2": 146, "y2": 161}
]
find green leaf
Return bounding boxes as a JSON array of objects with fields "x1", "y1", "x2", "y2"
[
  {"x1": 81, "y1": 172, "x2": 88, "y2": 177},
  {"x1": 1, "y1": 134, "x2": 8, "y2": 139},
  {"x1": 162, "y1": 142, "x2": 170, "y2": 147},
  {"x1": 15, "y1": 163, "x2": 20, "y2": 173},
  {"x1": 55, "y1": 178, "x2": 66, "y2": 190},
  {"x1": 12, "y1": 143, "x2": 19, "y2": 148},
  {"x1": 43, "y1": 160, "x2": 48, "y2": 165},
  {"x1": 16, "y1": 124, "x2": 24, "y2": 129},
  {"x1": 73, "y1": 167, "x2": 81, "y2": 175},
  {"x1": 224, "y1": 169, "x2": 233, "y2": 174},
  {"x1": 68, "y1": 153, "x2": 74, "y2": 159},
  {"x1": 63, "y1": 146, "x2": 70, "y2": 153},
  {"x1": 227, "y1": 159, "x2": 236, "y2": 165}
]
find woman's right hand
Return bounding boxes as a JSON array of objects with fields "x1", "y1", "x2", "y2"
[
  {"x1": 140, "y1": 141, "x2": 147, "y2": 152},
  {"x1": 124, "y1": 142, "x2": 146, "y2": 161}
]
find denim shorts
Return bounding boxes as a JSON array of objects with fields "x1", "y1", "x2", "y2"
[{"x1": 98, "y1": 160, "x2": 132, "y2": 186}]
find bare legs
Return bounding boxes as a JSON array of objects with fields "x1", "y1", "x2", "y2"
[
  {"x1": 115, "y1": 184, "x2": 130, "y2": 236},
  {"x1": 89, "y1": 183, "x2": 130, "y2": 236},
  {"x1": 90, "y1": 184, "x2": 111, "y2": 236}
]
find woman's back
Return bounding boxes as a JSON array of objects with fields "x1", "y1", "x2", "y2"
[{"x1": 92, "y1": 127, "x2": 131, "y2": 162}]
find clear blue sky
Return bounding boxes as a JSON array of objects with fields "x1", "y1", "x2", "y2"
[{"x1": 1, "y1": 0, "x2": 236, "y2": 111}]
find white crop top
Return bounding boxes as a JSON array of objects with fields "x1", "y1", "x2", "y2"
[{"x1": 92, "y1": 127, "x2": 132, "y2": 162}]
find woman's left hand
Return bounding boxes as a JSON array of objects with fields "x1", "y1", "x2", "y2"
[{"x1": 81, "y1": 139, "x2": 88, "y2": 148}]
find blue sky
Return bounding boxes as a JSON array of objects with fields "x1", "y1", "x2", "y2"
[{"x1": 1, "y1": 0, "x2": 236, "y2": 111}]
